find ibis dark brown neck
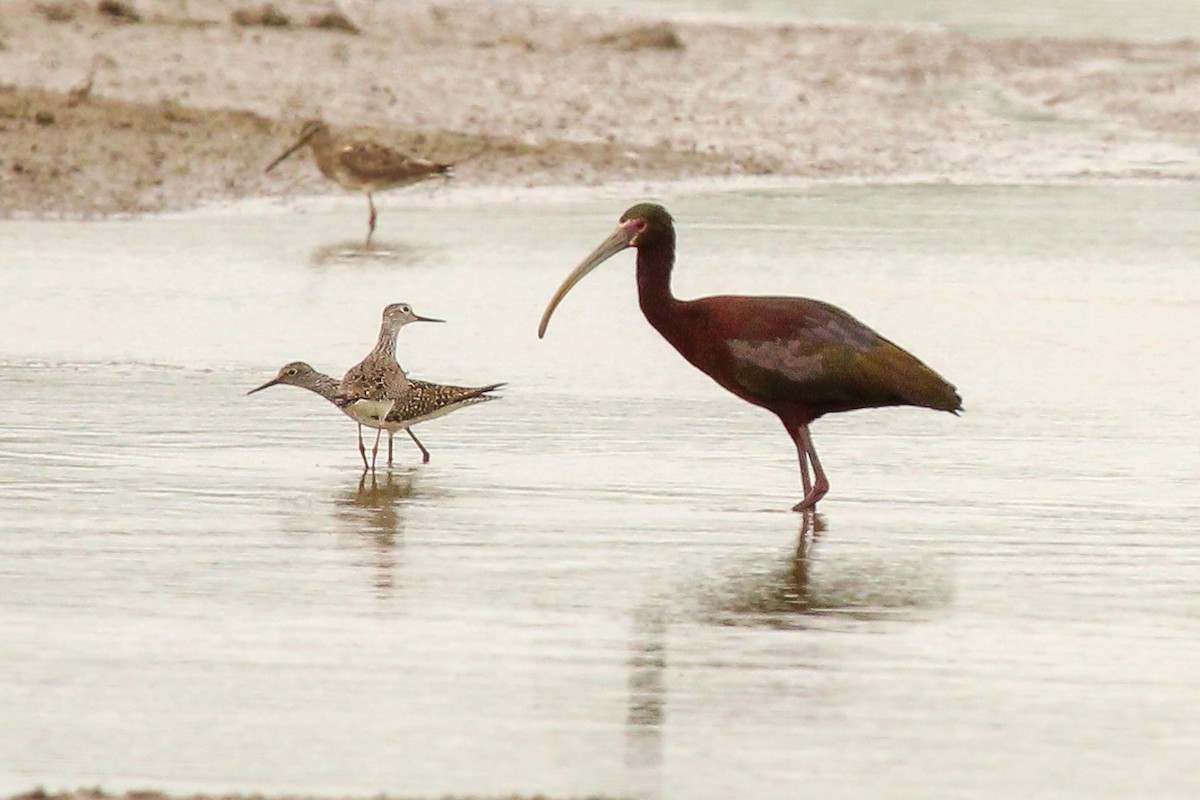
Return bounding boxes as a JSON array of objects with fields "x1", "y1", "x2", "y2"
[{"x1": 635, "y1": 239, "x2": 681, "y2": 335}]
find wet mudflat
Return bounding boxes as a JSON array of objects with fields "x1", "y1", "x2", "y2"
[{"x1": 1, "y1": 183, "x2": 1198, "y2": 799}]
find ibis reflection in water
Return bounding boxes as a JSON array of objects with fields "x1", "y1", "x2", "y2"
[{"x1": 538, "y1": 203, "x2": 961, "y2": 511}]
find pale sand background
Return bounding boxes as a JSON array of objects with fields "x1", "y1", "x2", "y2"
[
  {"x1": 7, "y1": 789, "x2": 609, "y2": 800},
  {"x1": 1, "y1": 0, "x2": 1197, "y2": 216}
]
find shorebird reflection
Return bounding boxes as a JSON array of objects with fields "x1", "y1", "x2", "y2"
[
  {"x1": 309, "y1": 239, "x2": 428, "y2": 265},
  {"x1": 332, "y1": 469, "x2": 418, "y2": 595}
]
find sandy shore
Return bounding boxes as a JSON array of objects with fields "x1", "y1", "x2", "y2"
[
  {"x1": 5, "y1": 789, "x2": 620, "y2": 800},
  {"x1": 0, "y1": 0, "x2": 1197, "y2": 216}
]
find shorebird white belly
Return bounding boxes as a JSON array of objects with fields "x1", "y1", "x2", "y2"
[{"x1": 342, "y1": 398, "x2": 395, "y2": 426}]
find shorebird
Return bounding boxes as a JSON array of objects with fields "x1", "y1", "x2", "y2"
[
  {"x1": 331, "y1": 302, "x2": 444, "y2": 470},
  {"x1": 265, "y1": 119, "x2": 453, "y2": 243},
  {"x1": 247, "y1": 361, "x2": 504, "y2": 466}
]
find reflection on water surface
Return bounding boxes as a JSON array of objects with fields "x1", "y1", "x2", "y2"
[{"x1": 1, "y1": 184, "x2": 1198, "y2": 799}]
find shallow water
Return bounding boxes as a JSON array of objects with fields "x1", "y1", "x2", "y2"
[
  {"x1": 549, "y1": 0, "x2": 1200, "y2": 40},
  {"x1": 2, "y1": 183, "x2": 1199, "y2": 799}
]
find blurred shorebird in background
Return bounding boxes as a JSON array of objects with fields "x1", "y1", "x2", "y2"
[{"x1": 266, "y1": 119, "x2": 453, "y2": 244}]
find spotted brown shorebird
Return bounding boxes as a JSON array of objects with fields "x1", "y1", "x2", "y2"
[
  {"x1": 247, "y1": 361, "x2": 503, "y2": 467},
  {"x1": 335, "y1": 302, "x2": 444, "y2": 470},
  {"x1": 265, "y1": 119, "x2": 453, "y2": 243}
]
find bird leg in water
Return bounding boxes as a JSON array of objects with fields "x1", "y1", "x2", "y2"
[
  {"x1": 802, "y1": 427, "x2": 830, "y2": 505},
  {"x1": 369, "y1": 425, "x2": 384, "y2": 472},
  {"x1": 794, "y1": 509, "x2": 826, "y2": 561},
  {"x1": 356, "y1": 423, "x2": 370, "y2": 471},
  {"x1": 791, "y1": 425, "x2": 830, "y2": 511},
  {"x1": 406, "y1": 428, "x2": 431, "y2": 464},
  {"x1": 799, "y1": 448, "x2": 813, "y2": 496},
  {"x1": 366, "y1": 192, "x2": 378, "y2": 242},
  {"x1": 383, "y1": 428, "x2": 431, "y2": 466}
]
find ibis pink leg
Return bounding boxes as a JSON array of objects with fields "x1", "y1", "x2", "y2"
[
  {"x1": 791, "y1": 424, "x2": 829, "y2": 512},
  {"x1": 798, "y1": 446, "x2": 813, "y2": 497}
]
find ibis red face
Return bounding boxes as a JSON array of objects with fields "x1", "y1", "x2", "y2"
[{"x1": 537, "y1": 217, "x2": 646, "y2": 338}]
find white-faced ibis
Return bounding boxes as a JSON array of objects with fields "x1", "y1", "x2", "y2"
[
  {"x1": 247, "y1": 361, "x2": 503, "y2": 466},
  {"x1": 265, "y1": 119, "x2": 453, "y2": 243},
  {"x1": 538, "y1": 203, "x2": 961, "y2": 511}
]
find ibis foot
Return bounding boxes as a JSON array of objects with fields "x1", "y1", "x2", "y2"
[{"x1": 791, "y1": 483, "x2": 829, "y2": 512}]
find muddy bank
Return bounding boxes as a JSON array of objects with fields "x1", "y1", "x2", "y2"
[
  {"x1": 0, "y1": 84, "x2": 729, "y2": 216},
  {"x1": 0, "y1": 0, "x2": 1197, "y2": 216}
]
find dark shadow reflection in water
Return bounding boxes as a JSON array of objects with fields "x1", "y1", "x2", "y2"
[
  {"x1": 331, "y1": 469, "x2": 419, "y2": 596},
  {"x1": 703, "y1": 513, "x2": 953, "y2": 628},
  {"x1": 625, "y1": 604, "x2": 666, "y2": 800},
  {"x1": 618, "y1": 514, "x2": 953, "y2": 797},
  {"x1": 309, "y1": 239, "x2": 430, "y2": 267}
]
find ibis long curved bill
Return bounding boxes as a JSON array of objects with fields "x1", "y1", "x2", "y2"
[{"x1": 537, "y1": 222, "x2": 638, "y2": 338}]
